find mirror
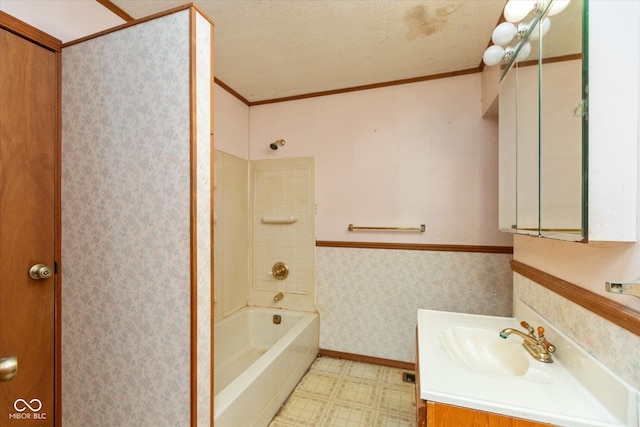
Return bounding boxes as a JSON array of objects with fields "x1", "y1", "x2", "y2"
[{"x1": 498, "y1": 0, "x2": 586, "y2": 241}]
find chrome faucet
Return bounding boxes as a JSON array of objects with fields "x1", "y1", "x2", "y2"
[
  {"x1": 500, "y1": 321, "x2": 556, "y2": 363},
  {"x1": 273, "y1": 292, "x2": 284, "y2": 302}
]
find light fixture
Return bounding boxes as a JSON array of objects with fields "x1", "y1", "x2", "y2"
[
  {"x1": 503, "y1": 0, "x2": 539, "y2": 23},
  {"x1": 491, "y1": 22, "x2": 518, "y2": 46},
  {"x1": 482, "y1": 0, "x2": 569, "y2": 67},
  {"x1": 483, "y1": 45, "x2": 515, "y2": 67},
  {"x1": 548, "y1": 0, "x2": 570, "y2": 16},
  {"x1": 492, "y1": 21, "x2": 540, "y2": 47}
]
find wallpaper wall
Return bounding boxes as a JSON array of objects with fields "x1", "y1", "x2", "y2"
[
  {"x1": 316, "y1": 247, "x2": 513, "y2": 363},
  {"x1": 62, "y1": 9, "x2": 212, "y2": 425}
]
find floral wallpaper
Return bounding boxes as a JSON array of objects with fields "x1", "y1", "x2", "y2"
[
  {"x1": 316, "y1": 247, "x2": 513, "y2": 363},
  {"x1": 62, "y1": 10, "x2": 201, "y2": 425}
]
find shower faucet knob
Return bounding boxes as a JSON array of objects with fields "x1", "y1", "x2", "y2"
[{"x1": 271, "y1": 262, "x2": 289, "y2": 280}]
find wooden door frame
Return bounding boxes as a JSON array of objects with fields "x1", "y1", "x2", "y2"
[{"x1": 0, "y1": 11, "x2": 62, "y2": 426}]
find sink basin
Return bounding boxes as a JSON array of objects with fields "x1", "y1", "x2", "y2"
[
  {"x1": 437, "y1": 326, "x2": 529, "y2": 377},
  {"x1": 418, "y1": 308, "x2": 638, "y2": 427}
]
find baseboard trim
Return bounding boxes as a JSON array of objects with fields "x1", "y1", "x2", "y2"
[{"x1": 318, "y1": 349, "x2": 415, "y2": 371}]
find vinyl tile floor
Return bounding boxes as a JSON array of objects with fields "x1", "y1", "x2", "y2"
[{"x1": 269, "y1": 356, "x2": 416, "y2": 427}]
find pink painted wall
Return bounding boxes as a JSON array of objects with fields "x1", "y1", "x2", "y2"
[
  {"x1": 214, "y1": 84, "x2": 249, "y2": 159},
  {"x1": 249, "y1": 74, "x2": 512, "y2": 246}
]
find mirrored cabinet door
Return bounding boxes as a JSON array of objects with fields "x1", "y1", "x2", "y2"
[
  {"x1": 539, "y1": 0, "x2": 585, "y2": 240},
  {"x1": 516, "y1": 61, "x2": 540, "y2": 236},
  {"x1": 498, "y1": 0, "x2": 586, "y2": 242},
  {"x1": 498, "y1": 65, "x2": 518, "y2": 233}
]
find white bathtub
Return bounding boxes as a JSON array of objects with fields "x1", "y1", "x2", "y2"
[{"x1": 213, "y1": 307, "x2": 319, "y2": 427}]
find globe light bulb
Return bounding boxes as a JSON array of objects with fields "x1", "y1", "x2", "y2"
[
  {"x1": 483, "y1": 45, "x2": 506, "y2": 66},
  {"x1": 548, "y1": 0, "x2": 571, "y2": 16},
  {"x1": 528, "y1": 17, "x2": 551, "y2": 41},
  {"x1": 492, "y1": 22, "x2": 518, "y2": 46},
  {"x1": 504, "y1": 0, "x2": 537, "y2": 23}
]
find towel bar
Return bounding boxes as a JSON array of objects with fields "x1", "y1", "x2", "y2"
[{"x1": 348, "y1": 224, "x2": 425, "y2": 232}]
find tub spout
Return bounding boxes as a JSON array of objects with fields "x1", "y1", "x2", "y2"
[{"x1": 274, "y1": 292, "x2": 284, "y2": 302}]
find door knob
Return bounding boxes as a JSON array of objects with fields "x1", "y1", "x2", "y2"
[
  {"x1": 0, "y1": 356, "x2": 17, "y2": 382},
  {"x1": 29, "y1": 264, "x2": 53, "y2": 280}
]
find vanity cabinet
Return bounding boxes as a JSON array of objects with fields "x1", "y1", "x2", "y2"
[
  {"x1": 585, "y1": 1, "x2": 639, "y2": 242},
  {"x1": 423, "y1": 402, "x2": 553, "y2": 426}
]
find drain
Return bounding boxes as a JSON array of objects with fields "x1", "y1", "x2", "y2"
[
  {"x1": 273, "y1": 314, "x2": 282, "y2": 324},
  {"x1": 402, "y1": 372, "x2": 415, "y2": 383}
]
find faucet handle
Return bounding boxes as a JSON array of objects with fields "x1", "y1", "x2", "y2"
[
  {"x1": 542, "y1": 340, "x2": 556, "y2": 353},
  {"x1": 520, "y1": 320, "x2": 535, "y2": 336},
  {"x1": 536, "y1": 326, "x2": 556, "y2": 353}
]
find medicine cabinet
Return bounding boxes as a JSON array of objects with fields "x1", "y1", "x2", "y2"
[{"x1": 498, "y1": 0, "x2": 586, "y2": 241}]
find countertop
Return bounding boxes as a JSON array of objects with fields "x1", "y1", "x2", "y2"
[{"x1": 417, "y1": 303, "x2": 638, "y2": 427}]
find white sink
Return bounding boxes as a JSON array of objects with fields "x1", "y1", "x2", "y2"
[
  {"x1": 417, "y1": 303, "x2": 638, "y2": 427},
  {"x1": 437, "y1": 326, "x2": 529, "y2": 377}
]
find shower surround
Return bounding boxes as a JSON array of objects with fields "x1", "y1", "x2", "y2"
[
  {"x1": 250, "y1": 157, "x2": 316, "y2": 312},
  {"x1": 213, "y1": 153, "x2": 316, "y2": 319}
]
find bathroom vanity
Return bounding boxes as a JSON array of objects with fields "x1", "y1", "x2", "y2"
[
  {"x1": 418, "y1": 401, "x2": 551, "y2": 426},
  {"x1": 415, "y1": 304, "x2": 638, "y2": 427}
]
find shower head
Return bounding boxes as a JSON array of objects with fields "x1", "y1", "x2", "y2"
[{"x1": 270, "y1": 139, "x2": 285, "y2": 150}]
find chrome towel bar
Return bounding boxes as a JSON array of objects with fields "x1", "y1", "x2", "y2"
[{"x1": 348, "y1": 224, "x2": 425, "y2": 232}]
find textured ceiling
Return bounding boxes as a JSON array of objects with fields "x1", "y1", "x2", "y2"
[
  {"x1": 111, "y1": 0, "x2": 507, "y2": 103},
  {"x1": 1, "y1": 0, "x2": 508, "y2": 103}
]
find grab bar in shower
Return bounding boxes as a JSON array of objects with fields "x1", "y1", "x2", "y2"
[{"x1": 348, "y1": 224, "x2": 425, "y2": 232}]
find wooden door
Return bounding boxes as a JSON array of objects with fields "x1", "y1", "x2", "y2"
[{"x1": 0, "y1": 22, "x2": 58, "y2": 425}]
